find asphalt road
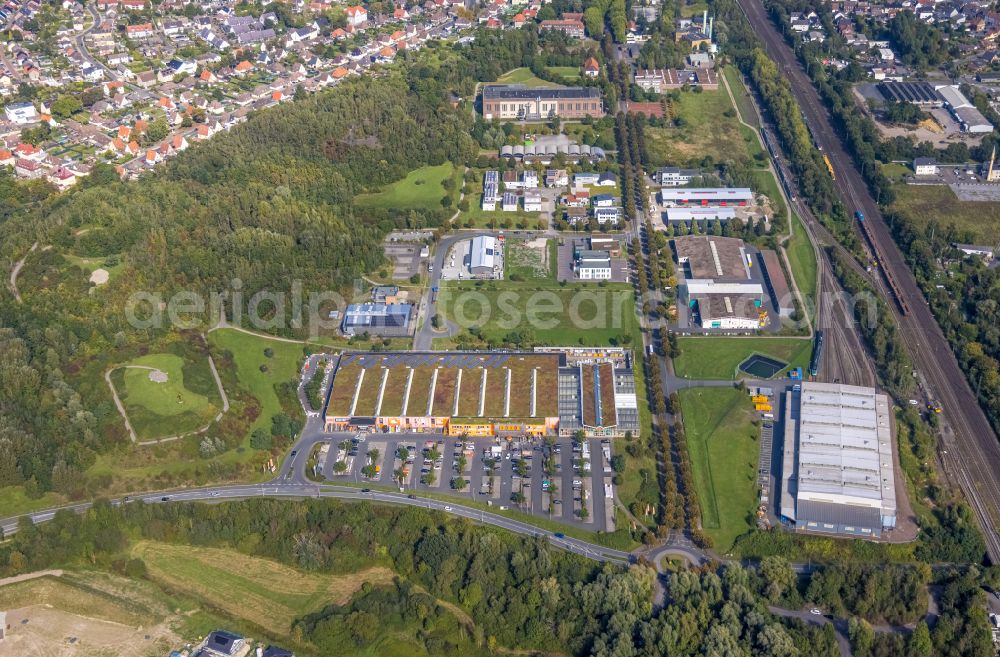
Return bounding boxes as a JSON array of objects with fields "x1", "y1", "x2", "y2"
[
  {"x1": 413, "y1": 229, "x2": 495, "y2": 350},
  {"x1": 739, "y1": 0, "x2": 1000, "y2": 563},
  {"x1": 0, "y1": 483, "x2": 632, "y2": 564}
]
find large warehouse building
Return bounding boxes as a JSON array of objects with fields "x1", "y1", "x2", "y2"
[
  {"x1": 780, "y1": 383, "x2": 897, "y2": 537},
  {"x1": 673, "y1": 235, "x2": 765, "y2": 330},
  {"x1": 469, "y1": 235, "x2": 499, "y2": 277},
  {"x1": 323, "y1": 349, "x2": 639, "y2": 438},
  {"x1": 658, "y1": 187, "x2": 753, "y2": 207}
]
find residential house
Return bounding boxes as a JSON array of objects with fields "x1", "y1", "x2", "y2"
[
  {"x1": 545, "y1": 168, "x2": 568, "y2": 187},
  {"x1": 523, "y1": 190, "x2": 542, "y2": 212}
]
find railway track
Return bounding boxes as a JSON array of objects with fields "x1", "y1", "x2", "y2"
[{"x1": 739, "y1": 0, "x2": 1000, "y2": 562}]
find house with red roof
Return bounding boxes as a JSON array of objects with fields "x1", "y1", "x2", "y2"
[
  {"x1": 345, "y1": 5, "x2": 368, "y2": 26},
  {"x1": 48, "y1": 166, "x2": 77, "y2": 191}
]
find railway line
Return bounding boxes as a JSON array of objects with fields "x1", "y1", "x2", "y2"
[{"x1": 739, "y1": 0, "x2": 1000, "y2": 562}]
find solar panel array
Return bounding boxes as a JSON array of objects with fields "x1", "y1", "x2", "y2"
[{"x1": 877, "y1": 81, "x2": 939, "y2": 104}]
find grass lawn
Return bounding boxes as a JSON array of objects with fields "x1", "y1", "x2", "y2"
[
  {"x1": 62, "y1": 252, "x2": 126, "y2": 285},
  {"x1": 0, "y1": 571, "x2": 172, "y2": 628},
  {"x1": 495, "y1": 67, "x2": 564, "y2": 88},
  {"x1": 722, "y1": 65, "x2": 759, "y2": 128},
  {"x1": 616, "y1": 449, "x2": 659, "y2": 529},
  {"x1": 0, "y1": 485, "x2": 67, "y2": 517},
  {"x1": 455, "y1": 194, "x2": 547, "y2": 229},
  {"x1": 752, "y1": 168, "x2": 786, "y2": 221},
  {"x1": 880, "y1": 162, "x2": 911, "y2": 182},
  {"x1": 679, "y1": 0, "x2": 709, "y2": 17},
  {"x1": 888, "y1": 183, "x2": 1000, "y2": 242},
  {"x1": 133, "y1": 541, "x2": 394, "y2": 635},
  {"x1": 208, "y1": 329, "x2": 306, "y2": 434},
  {"x1": 114, "y1": 353, "x2": 221, "y2": 440},
  {"x1": 646, "y1": 89, "x2": 756, "y2": 167},
  {"x1": 356, "y1": 163, "x2": 459, "y2": 212},
  {"x1": 673, "y1": 336, "x2": 813, "y2": 380},
  {"x1": 547, "y1": 65, "x2": 581, "y2": 82},
  {"x1": 435, "y1": 283, "x2": 638, "y2": 348},
  {"x1": 678, "y1": 387, "x2": 759, "y2": 551},
  {"x1": 562, "y1": 121, "x2": 616, "y2": 148},
  {"x1": 785, "y1": 210, "x2": 818, "y2": 312}
]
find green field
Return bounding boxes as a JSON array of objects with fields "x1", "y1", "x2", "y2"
[
  {"x1": 456, "y1": 194, "x2": 547, "y2": 229},
  {"x1": 435, "y1": 283, "x2": 638, "y2": 348},
  {"x1": 672, "y1": 336, "x2": 813, "y2": 379},
  {"x1": 208, "y1": 329, "x2": 305, "y2": 433},
  {"x1": 495, "y1": 67, "x2": 563, "y2": 88},
  {"x1": 113, "y1": 352, "x2": 222, "y2": 440},
  {"x1": 722, "y1": 65, "x2": 759, "y2": 128},
  {"x1": 132, "y1": 541, "x2": 508, "y2": 656},
  {"x1": 785, "y1": 211, "x2": 818, "y2": 311},
  {"x1": 62, "y1": 252, "x2": 126, "y2": 286},
  {"x1": 134, "y1": 541, "x2": 394, "y2": 635},
  {"x1": 752, "y1": 168, "x2": 785, "y2": 221},
  {"x1": 679, "y1": 0, "x2": 709, "y2": 17},
  {"x1": 356, "y1": 163, "x2": 459, "y2": 211},
  {"x1": 678, "y1": 387, "x2": 759, "y2": 551},
  {"x1": 646, "y1": 89, "x2": 760, "y2": 167},
  {"x1": 547, "y1": 65, "x2": 581, "y2": 82},
  {"x1": 880, "y1": 162, "x2": 911, "y2": 182},
  {"x1": 889, "y1": 183, "x2": 1000, "y2": 242}
]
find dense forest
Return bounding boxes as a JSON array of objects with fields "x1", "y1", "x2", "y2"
[
  {"x1": 0, "y1": 497, "x2": 992, "y2": 657},
  {"x1": 0, "y1": 27, "x2": 542, "y2": 500}
]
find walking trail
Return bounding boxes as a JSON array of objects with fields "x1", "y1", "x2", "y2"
[{"x1": 8, "y1": 242, "x2": 38, "y2": 303}]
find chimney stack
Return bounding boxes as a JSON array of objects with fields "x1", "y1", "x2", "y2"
[{"x1": 702, "y1": 9, "x2": 708, "y2": 34}]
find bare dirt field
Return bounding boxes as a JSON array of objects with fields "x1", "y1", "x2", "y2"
[
  {"x1": 0, "y1": 605, "x2": 177, "y2": 657},
  {"x1": 0, "y1": 573, "x2": 180, "y2": 657}
]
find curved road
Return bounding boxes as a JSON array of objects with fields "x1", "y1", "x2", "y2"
[{"x1": 414, "y1": 229, "x2": 497, "y2": 350}]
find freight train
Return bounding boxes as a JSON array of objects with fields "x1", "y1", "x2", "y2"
[{"x1": 855, "y1": 211, "x2": 910, "y2": 316}]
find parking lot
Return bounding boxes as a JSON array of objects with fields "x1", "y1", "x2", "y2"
[
  {"x1": 384, "y1": 243, "x2": 424, "y2": 280},
  {"x1": 316, "y1": 433, "x2": 617, "y2": 531}
]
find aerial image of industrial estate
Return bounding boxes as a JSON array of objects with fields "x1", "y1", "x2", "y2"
[{"x1": 1, "y1": 0, "x2": 1000, "y2": 654}]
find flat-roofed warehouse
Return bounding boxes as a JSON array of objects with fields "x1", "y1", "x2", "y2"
[
  {"x1": 674, "y1": 235, "x2": 765, "y2": 329},
  {"x1": 469, "y1": 235, "x2": 498, "y2": 277},
  {"x1": 658, "y1": 187, "x2": 753, "y2": 207},
  {"x1": 759, "y1": 249, "x2": 793, "y2": 317},
  {"x1": 780, "y1": 382, "x2": 898, "y2": 537},
  {"x1": 324, "y1": 350, "x2": 640, "y2": 438}
]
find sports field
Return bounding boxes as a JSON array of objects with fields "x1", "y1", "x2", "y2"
[
  {"x1": 112, "y1": 352, "x2": 222, "y2": 440},
  {"x1": 672, "y1": 336, "x2": 812, "y2": 380},
  {"x1": 356, "y1": 163, "x2": 460, "y2": 212},
  {"x1": 678, "y1": 387, "x2": 759, "y2": 550}
]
